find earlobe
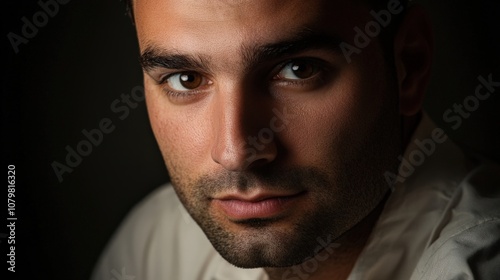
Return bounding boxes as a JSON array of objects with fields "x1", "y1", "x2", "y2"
[{"x1": 393, "y1": 5, "x2": 434, "y2": 116}]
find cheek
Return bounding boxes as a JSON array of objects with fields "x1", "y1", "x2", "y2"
[
  {"x1": 145, "y1": 82, "x2": 212, "y2": 176},
  {"x1": 280, "y1": 90, "x2": 357, "y2": 166},
  {"x1": 280, "y1": 56, "x2": 390, "y2": 167}
]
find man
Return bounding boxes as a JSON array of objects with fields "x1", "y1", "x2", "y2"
[{"x1": 92, "y1": 0, "x2": 500, "y2": 279}]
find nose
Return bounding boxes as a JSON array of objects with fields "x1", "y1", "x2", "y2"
[{"x1": 210, "y1": 85, "x2": 277, "y2": 171}]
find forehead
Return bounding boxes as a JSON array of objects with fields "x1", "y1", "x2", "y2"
[{"x1": 134, "y1": 0, "x2": 369, "y2": 55}]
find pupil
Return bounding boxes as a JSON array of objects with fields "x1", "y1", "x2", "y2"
[
  {"x1": 291, "y1": 62, "x2": 315, "y2": 79},
  {"x1": 180, "y1": 72, "x2": 202, "y2": 89}
]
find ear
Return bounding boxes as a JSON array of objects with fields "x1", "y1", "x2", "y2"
[{"x1": 393, "y1": 5, "x2": 433, "y2": 116}]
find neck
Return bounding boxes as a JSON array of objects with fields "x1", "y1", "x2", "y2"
[{"x1": 265, "y1": 191, "x2": 390, "y2": 280}]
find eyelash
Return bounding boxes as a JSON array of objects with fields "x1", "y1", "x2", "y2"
[
  {"x1": 267, "y1": 58, "x2": 330, "y2": 94},
  {"x1": 274, "y1": 59, "x2": 328, "y2": 84},
  {"x1": 157, "y1": 58, "x2": 329, "y2": 99},
  {"x1": 158, "y1": 73, "x2": 209, "y2": 99},
  {"x1": 163, "y1": 89, "x2": 198, "y2": 99}
]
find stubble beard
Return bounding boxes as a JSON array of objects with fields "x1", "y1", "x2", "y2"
[
  {"x1": 170, "y1": 117, "x2": 401, "y2": 268},
  {"x1": 166, "y1": 69, "x2": 402, "y2": 269}
]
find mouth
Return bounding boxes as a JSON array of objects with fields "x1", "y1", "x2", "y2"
[{"x1": 212, "y1": 191, "x2": 306, "y2": 221}]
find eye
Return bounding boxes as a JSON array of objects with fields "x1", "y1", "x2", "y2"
[
  {"x1": 275, "y1": 59, "x2": 320, "y2": 80},
  {"x1": 163, "y1": 71, "x2": 209, "y2": 91}
]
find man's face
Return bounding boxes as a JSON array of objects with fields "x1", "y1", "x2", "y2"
[{"x1": 135, "y1": 0, "x2": 402, "y2": 268}]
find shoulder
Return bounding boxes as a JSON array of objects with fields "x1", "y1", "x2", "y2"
[
  {"x1": 411, "y1": 163, "x2": 500, "y2": 280},
  {"x1": 90, "y1": 184, "x2": 218, "y2": 280}
]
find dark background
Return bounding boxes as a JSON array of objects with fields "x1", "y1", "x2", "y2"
[{"x1": 2, "y1": 0, "x2": 499, "y2": 279}]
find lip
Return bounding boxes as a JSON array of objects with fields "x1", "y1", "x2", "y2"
[{"x1": 212, "y1": 191, "x2": 305, "y2": 221}]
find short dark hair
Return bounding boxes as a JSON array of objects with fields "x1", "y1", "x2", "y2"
[
  {"x1": 367, "y1": 0, "x2": 409, "y2": 10},
  {"x1": 123, "y1": 0, "x2": 134, "y2": 24}
]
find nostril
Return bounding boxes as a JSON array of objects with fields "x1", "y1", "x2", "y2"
[
  {"x1": 211, "y1": 137, "x2": 277, "y2": 172},
  {"x1": 244, "y1": 144, "x2": 277, "y2": 170}
]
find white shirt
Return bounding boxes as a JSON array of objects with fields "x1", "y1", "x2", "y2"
[{"x1": 91, "y1": 115, "x2": 500, "y2": 280}]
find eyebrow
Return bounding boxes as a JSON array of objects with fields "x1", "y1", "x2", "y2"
[
  {"x1": 243, "y1": 29, "x2": 343, "y2": 68},
  {"x1": 139, "y1": 49, "x2": 211, "y2": 72},
  {"x1": 139, "y1": 28, "x2": 343, "y2": 72}
]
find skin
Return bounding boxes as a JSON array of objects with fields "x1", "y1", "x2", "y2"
[{"x1": 133, "y1": 0, "x2": 432, "y2": 279}]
